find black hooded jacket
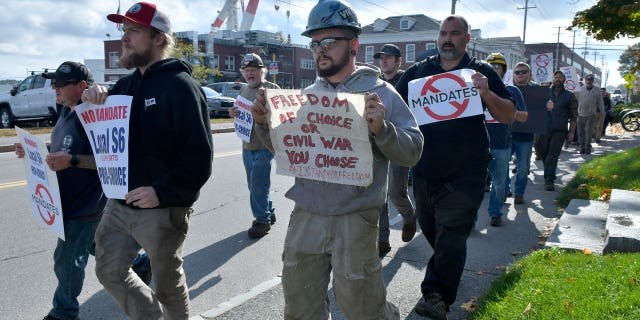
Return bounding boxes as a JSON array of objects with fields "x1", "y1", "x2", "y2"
[{"x1": 109, "y1": 58, "x2": 213, "y2": 207}]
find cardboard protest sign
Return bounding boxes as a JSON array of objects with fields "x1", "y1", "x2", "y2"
[
  {"x1": 265, "y1": 89, "x2": 373, "y2": 186},
  {"x1": 234, "y1": 95, "x2": 254, "y2": 143},
  {"x1": 15, "y1": 127, "x2": 65, "y2": 240},
  {"x1": 511, "y1": 85, "x2": 550, "y2": 134},
  {"x1": 407, "y1": 69, "x2": 483, "y2": 125},
  {"x1": 75, "y1": 95, "x2": 132, "y2": 199},
  {"x1": 560, "y1": 66, "x2": 580, "y2": 92},
  {"x1": 531, "y1": 53, "x2": 553, "y2": 84},
  {"x1": 503, "y1": 69, "x2": 514, "y2": 86}
]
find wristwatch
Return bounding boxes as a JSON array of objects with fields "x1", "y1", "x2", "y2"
[{"x1": 70, "y1": 154, "x2": 79, "y2": 167}]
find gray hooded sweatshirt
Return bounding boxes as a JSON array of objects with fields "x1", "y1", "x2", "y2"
[{"x1": 256, "y1": 65, "x2": 423, "y2": 215}]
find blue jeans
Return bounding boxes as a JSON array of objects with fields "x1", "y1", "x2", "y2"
[
  {"x1": 488, "y1": 148, "x2": 510, "y2": 217},
  {"x1": 506, "y1": 139, "x2": 533, "y2": 196},
  {"x1": 49, "y1": 218, "x2": 100, "y2": 320},
  {"x1": 242, "y1": 148, "x2": 274, "y2": 224}
]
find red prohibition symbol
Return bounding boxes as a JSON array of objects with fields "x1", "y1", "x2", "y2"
[
  {"x1": 421, "y1": 73, "x2": 470, "y2": 121},
  {"x1": 565, "y1": 80, "x2": 576, "y2": 91},
  {"x1": 34, "y1": 183, "x2": 56, "y2": 225},
  {"x1": 535, "y1": 54, "x2": 550, "y2": 68}
]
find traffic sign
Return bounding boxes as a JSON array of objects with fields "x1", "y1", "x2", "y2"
[
  {"x1": 624, "y1": 83, "x2": 634, "y2": 89},
  {"x1": 624, "y1": 73, "x2": 636, "y2": 83}
]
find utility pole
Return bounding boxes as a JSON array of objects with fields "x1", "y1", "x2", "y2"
[
  {"x1": 570, "y1": 29, "x2": 577, "y2": 66},
  {"x1": 517, "y1": 0, "x2": 536, "y2": 44},
  {"x1": 451, "y1": 0, "x2": 457, "y2": 14},
  {"x1": 581, "y1": 36, "x2": 589, "y2": 77},
  {"x1": 593, "y1": 50, "x2": 598, "y2": 78},
  {"x1": 553, "y1": 26, "x2": 563, "y2": 71}
]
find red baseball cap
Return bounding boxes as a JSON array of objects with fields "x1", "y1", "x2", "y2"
[{"x1": 107, "y1": 2, "x2": 171, "y2": 34}]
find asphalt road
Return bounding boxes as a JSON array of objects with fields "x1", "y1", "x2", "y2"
[{"x1": 1, "y1": 130, "x2": 637, "y2": 319}]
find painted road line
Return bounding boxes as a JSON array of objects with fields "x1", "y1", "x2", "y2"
[
  {"x1": 192, "y1": 276, "x2": 282, "y2": 320},
  {"x1": 214, "y1": 151, "x2": 242, "y2": 158},
  {"x1": 0, "y1": 180, "x2": 27, "y2": 189}
]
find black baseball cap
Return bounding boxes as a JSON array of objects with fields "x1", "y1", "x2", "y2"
[
  {"x1": 585, "y1": 74, "x2": 595, "y2": 81},
  {"x1": 43, "y1": 61, "x2": 94, "y2": 85},
  {"x1": 374, "y1": 44, "x2": 401, "y2": 58}
]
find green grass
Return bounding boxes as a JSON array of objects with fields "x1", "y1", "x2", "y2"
[
  {"x1": 0, "y1": 118, "x2": 232, "y2": 137},
  {"x1": 556, "y1": 147, "x2": 640, "y2": 208},
  {"x1": 471, "y1": 248, "x2": 640, "y2": 319}
]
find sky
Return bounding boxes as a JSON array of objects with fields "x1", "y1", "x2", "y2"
[{"x1": 0, "y1": 0, "x2": 635, "y2": 87}]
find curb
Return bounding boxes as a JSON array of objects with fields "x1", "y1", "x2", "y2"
[{"x1": 0, "y1": 127, "x2": 236, "y2": 153}]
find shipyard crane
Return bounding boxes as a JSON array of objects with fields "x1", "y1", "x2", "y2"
[{"x1": 210, "y1": 0, "x2": 260, "y2": 35}]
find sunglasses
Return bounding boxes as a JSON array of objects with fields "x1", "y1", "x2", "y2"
[
  {"x1": 309, "y1": 37, "x2": 353, "y2": 52},
  {"x1": 514, "y1": 70, "x2": 529, "y2": 75},
  {"x1": 51, "y1": 80, "x2": 79, "y2": 88}
]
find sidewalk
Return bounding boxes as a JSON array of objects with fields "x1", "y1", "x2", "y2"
[
  {"x1": 193, "y1": 132, "x2": 640, "y2": 320},
  {"x1": 0, "y1": 122, "x2": 235, "y2": 153}
]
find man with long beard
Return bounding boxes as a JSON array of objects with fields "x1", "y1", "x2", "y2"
[
  {"x1": 81, "y1": 2, "x2": 213, "y2": 319},
  {"x1": 538, "y1": 71, "x2": 578, "y2": 191},
  {"x1": 395, "y1": 15, "x2": 515, "y2": 319},
  {"x1": 251, "y1": 1, "x2": 423, "y2": 318}
]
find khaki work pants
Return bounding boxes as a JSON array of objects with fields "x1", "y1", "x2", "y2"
[
  {"x1": 282, "y1": 206, "x2": 400, "y2": 320},
  {"x1": 95, "y1": 199, "x2": 191, "y2": 320}
]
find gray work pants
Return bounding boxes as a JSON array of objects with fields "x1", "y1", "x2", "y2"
[
  {"x1": 95, "y1": 200, "x2": 191, "y2": 320},
  {"x1": 379, "y1": 164, "x2": 415, "y2": 243},
  {"x1": 282, "y1": 206, "x2": 400, "y2": 320}
]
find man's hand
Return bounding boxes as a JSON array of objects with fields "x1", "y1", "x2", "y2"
[
  {"x1": 471, "y1": 72, "x2": 489, "y2": 97},
  {"x1": 125, "y1": 186, "x2": 160, "y2": 209},
  {"x1": 46, "y1": 152, "x2": 72, "y2": 172},
  {"x1": 229, "y1": 106, "x2": 239, "y2": 118},
  {"x1": 251, "y1": 88, "x2": 269, "y2": 125},
  {"x1": 546, "y1": 100, "x2": 554, "y2": 111},
  {"x1": 82, "y1": 84, "x2": 109, "y2": 105},
  {"x1": 14, "y1": 142, "x2": 25, "y2": 159},
  {"x1": 364, "y1": 92, "x2": 385, "y2": 136}
]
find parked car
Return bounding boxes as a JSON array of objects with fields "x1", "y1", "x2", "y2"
[
  {"x1": 206, "y1": 81, "x2": 247, "y2": 99},
  {"x1": 611, "y1": 89, "x2": 626, "y2": 105},
  {"x1": 202, "y1": 86, "x2": 236, "y2": 118},
  {"x1": 0, "y1": 73, "x2": 59, "y2": 128}
]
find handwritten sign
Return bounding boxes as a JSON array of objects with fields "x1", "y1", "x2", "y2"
[
  {"x1": 265, "y1": 89, "x2": 373, "y2": 186},
  {"x1": 531, "y1": 52, "x2": 553, "y2": 84},
  {"x1": 75, "y1": 95, "x2": 132, "y2": 199},
  {"x1": 16, "y1": 127, "x2": 65, "y2": 240},
  {"x1": 407, "y1": 69, "x2": 483, "y2": 125},
  {"x1": 234, "y1": 95, "x2": 254, "y2": 143}
]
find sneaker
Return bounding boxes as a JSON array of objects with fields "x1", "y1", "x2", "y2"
[
  {"x1": 544, "y1": 182, "x2": 555, "y2": 191},
  {"x1": 514, "y1": 195, "x2": 525, "y2": 204},
  {"x1": 414, "y1": 292, "x2": 448, "y2": 320},
  {"x1": 401, "y1": 216, "x2": 417, "y2": 242},
  {"x1": 248, "y1": 221, "x2": 271, "y2": 238},
  {"x1": 378, "y1": 241, "x2": 391, "y2": 257},
  {"x1": 490, "y1": 216, "x2": 502, "y2": 227}
]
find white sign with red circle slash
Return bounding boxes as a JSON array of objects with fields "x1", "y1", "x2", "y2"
[
  {"x1": 560, "y1": 66, "x2": 580, "y2": 93},
  {"x1": 407, "y1": 68, "x2": 483, "y2": 125},
  {"x1": 16, "y1": 127, "x2": 65, "y2": 240},
  {"x1": 531, "y1": 52, "x2": 553, "y2": 84}
]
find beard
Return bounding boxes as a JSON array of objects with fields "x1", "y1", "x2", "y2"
[
  {"x1": 316, "y1": 47, "x2": 350, "y2": 78},
  {"x1": 438, "y1": 42, "x2": 458, "y2": 61},
  {"x1": 119, "y1": 45, "x2": 154, "y2": 69}
]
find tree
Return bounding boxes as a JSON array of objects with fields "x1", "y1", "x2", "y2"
[
  {"x1": 568, "y1": 0, "x2": 640, "y2": 41},
  {"x1": 171, "y1": 35, "x2": 222, "y2": 84},
  {"x1": 618, "y1": 43, "x2": 640, "y2": 76}
]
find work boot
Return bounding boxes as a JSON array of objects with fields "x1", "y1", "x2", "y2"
[
  {"x1": 378, "y1": 241, "x2": 391, "y2": 257},
  {"x1": 401, "y1": 216, "x2": 417, "y2": 242},
  {"x1": 414, "y1": 292, "x2": 448, "y2": 320},
  {"x1": 544, "y1": 181, "x2": 555, "y2": 191},
  {"x1": 514, "y1": 195, "x2": 525, "y2": 204},
  {"x1": 490, "y1": 216, "x2": 503, "y2": 227},
  {"x1": 248, "y1": 221, "x2": 271, "y2": 238}
]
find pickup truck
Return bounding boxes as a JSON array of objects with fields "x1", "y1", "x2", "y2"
[{"x1": 0, "y1": 73, "x2": 59, "y2": 129}]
